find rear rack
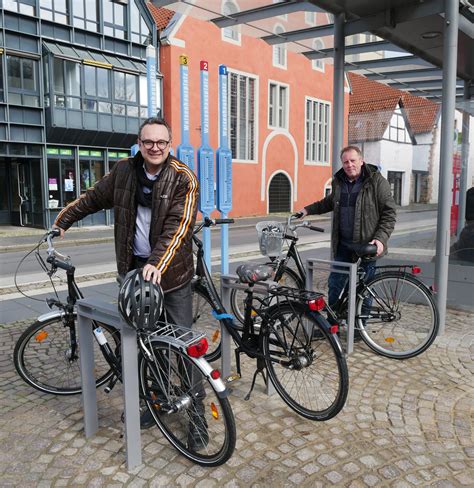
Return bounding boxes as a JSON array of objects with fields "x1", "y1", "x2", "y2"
[
  {"x1": 142, "y1": 322, "x2": 206, "y2": 347},
  {"x1": 268, "y1": 285, "x2": 324, "y2": 302}
]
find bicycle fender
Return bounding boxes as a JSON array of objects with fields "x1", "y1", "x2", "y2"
[
  {"x1": 37, "y1": 310, "x2": 65, "y2": 322},
  {"x1": 193, "y1": 356, "x2": 228, "y2": 397}
]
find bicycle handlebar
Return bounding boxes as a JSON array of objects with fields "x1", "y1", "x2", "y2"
[
  {"x1": 194, "y1": 217, "x2": 235, "y2": 235},
  {"x1": 44, "y1": 229, "x2": 73, "y2": 271},
  {"x1": 287, "y1": 214, "x2": 324, "y2": 234}
]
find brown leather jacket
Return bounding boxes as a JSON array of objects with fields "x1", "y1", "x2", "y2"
[{"x1": 55, "y1": 153, "x2": 199, "y2": 292}]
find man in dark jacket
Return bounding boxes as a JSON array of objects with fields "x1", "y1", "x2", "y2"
[
  {"x1": 299, "y1": 145, "x2": 397, "y2": 314},
  {"x1": 54, "y1": 118, "x2": 205, "y2": 439}
]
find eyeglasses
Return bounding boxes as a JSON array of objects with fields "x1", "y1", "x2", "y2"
[{"x1": 139, "y1": 139, "x2": 170, "y2": 150}]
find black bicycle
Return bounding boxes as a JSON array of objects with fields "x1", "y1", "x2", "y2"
[
  {"x1": 13, "y1": 230, "x2": 236, "y2": 466},
  {"x1": 229, "y1": 214, "x2": 439, "y2": 359},
  {"x1": 191, "y1": 218, "x2": 349, "y2": 421}
]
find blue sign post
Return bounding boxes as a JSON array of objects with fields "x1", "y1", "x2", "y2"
[
  {"x1": 176, "y1": 55, "x2": 195, "y2": 170},
  {"x1": 197, "y1": 60, "x2": 214, "y2": 269},
  {"x1": 146, "y1": 45, "x2": 157, "y2": 118},
  {"x1": 216, "y1": 64, "x2": 232, "y2": 274}
]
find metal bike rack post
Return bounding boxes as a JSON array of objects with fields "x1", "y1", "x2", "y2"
[
  {"x1": 220, "y1": 274, "x2": 276, "y2": 396},
  {"x1": 305, "y1": 258, "x2": 357, "y2": 355},
  {"x1": 77, "y1": 298, "x2": 142, "y2": 471}
]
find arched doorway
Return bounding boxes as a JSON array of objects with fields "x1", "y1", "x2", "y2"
[{"x1": 268, "y1": 173, "x2": 291, "y2": 213}]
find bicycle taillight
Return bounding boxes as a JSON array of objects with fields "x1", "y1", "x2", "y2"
[
  {"x1": 411, "y1": 266, "x2": 422, "y2": 274},
  {"x1": 308, "y1": 297, "x2": 325, "y2": 311},
  {"x1": 186, "y1": 338, "x2": 209, "y2": 358}
]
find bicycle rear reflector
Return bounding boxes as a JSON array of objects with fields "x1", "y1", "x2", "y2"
[
  {"x1": 330, "y1": 325, "x2": 339, "y2": 334},
  {"x1": 308, "y1": 297, "x2": 325, "y2": 311},
  {"x1": 210, "y1": 402, "x2": 219, "y2": 419},
  {"x1": 211, "y1": 329, "x2": 220, "y2": 344},
  {"x1": 411, "y1": 266, "x2": 421, "y2": 274},
  {"x1": 210, "y1": 369, "x2": 221, "y2": 379},
  {"x1": 35, "y1": 330, "x2": 48, "y2": 342},
  {"x1": 186, "y1": 338, "x2": 209, "y2": 358}
]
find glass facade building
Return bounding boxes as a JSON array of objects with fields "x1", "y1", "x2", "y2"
[{"x1": 0, "y1": 0, "x2": 161, "y2": 227}]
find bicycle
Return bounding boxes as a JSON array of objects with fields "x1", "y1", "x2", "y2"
[
  {"x1": 13, "y1": 229, "x2": 236, "y2": 466},
  {"x1": 230, "y1": 214, "x2": 439, "y2": 360},
  {"x1": 191, "y1": 218, "x2": 349, "y2": 421},
  {"x1": 229, "y1": 214, "x2": 324, "y2": 324},
  {"x1": 324, "y1": 244, "x2": 439, "y2": 359}
]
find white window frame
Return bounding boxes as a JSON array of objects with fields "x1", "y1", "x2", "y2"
[
  {"x1": 304, "y1": 96, "x2": 331, "y2": 165},
  {"x1": 268, "y1": 80, "x2": 289, "y2": 130},
  {"x1": 312, "y1": 39, "x2": 325, "y2": 71},
  {"x1": 273, "y1": 0, "x2": 288, "y2": 20},
  {"x1": 385, "y1": 107, "x2": 411, "y2": 144},
  {"x1": 221, "y1": 0, "x2": 241, "y2": 45},
  {"x1": 227, "y1": 68, "x2": 259, "y2": 163},
  {"x1": 272, "y1": 24, "x2": 287, "y2": 69},
  {"x1": 305, "y1": 11, "x2": 316, "y2": 25}
]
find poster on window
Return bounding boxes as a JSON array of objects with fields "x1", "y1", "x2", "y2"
[
  {"x1": 64, "y1": 179, "x2": 74, "y2": 192},
  {"x1": 48, "y1": 178, "x2": 58, "y2": 191}
]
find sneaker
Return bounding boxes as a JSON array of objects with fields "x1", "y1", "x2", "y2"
[
  {"x1": 140, "y1": 409, "x2": 156, "y2": 429},
  {"x1": 187, "y1": 412, "x2": 209, "y2": 450}
]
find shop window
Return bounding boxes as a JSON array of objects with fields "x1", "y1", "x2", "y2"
[
  {"x1": 80, "y1": 158, "x2": 104, "y2": 192},
  {"x1": 47, "y1": 156, "x2": 76, "y2": 209}
]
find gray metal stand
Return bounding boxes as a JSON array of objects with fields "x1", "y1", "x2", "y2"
[
  {"x1": 76, "y1": 298, "x2": 142, "y2": 471},
  {"x1": 220, "y1": 274, "x2": 276, "y2": 396},
  {"x1": 305, "y1": 258, "x2": 357, "y2": 355}
]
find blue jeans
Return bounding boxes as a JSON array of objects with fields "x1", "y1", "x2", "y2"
[{"x1": 328, "y1": 247, "x2": 376, "y2": 309}]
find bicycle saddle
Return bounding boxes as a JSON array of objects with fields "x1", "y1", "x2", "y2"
[
  {"x1": 236, "y1": 263, "x2": 274, "y2": 284},
  {"x1": 347, "y1": 243, "x2": 378, "y2": 258}
]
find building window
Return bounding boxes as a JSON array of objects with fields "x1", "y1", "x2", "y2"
[
  {"x1": 103, "y1": 0, "x2": 127, "y2": 40},
  {"x1": 113, "y1": 71, "x2": 138, "y2": 116},
  {"x1": 40, "y1": 0, "x2": 68, "y2": 24},
  {"x1": 222, "y1": 1, "x2": 240, "y2": 44},
  {"x1": 228, "y1": 71, "x2": 256, "y2": 161},
  {"x1": 83, "y1": 64, "x2": 111, "y2": 112},
  {"x1": 305, "y1": 97, "x2": 330, "y2": 163},
  {"x1": 3, "y1": 0, "x2": 36, "y2": 15},
  {"x1": 0, "y1": 61, "x2": 4, "y2": 102},
  {"x1": 73, "y1": 0, "x2": 99, "y2": 32},
  {"x1": 387, "y1": 108, "x2": 410, "y2": 143},
  {"x1": 47, "y1": 157, "x2": 76, "y2": 209},
  {"x1": 131, "y1": 1, "x2": 151, "y2": 45},
  {"x1": 268, "y1": 82, "x2": 288, "y2": 129},
  {"x1": 272, "y1": 25, "x2": 287, "y2": 69},
  {"x1": 80, "y1": 158, "x2": 104, "y2": 192},
  {"x1": 312, "y1": 39, "x2": 324, "y2": 71},
  {"x1": 53, "y1": 58, "x2": 81, "y2": 109},
  {"x1": 7, "y1": 55, "x2": 40, "y2": 107}
]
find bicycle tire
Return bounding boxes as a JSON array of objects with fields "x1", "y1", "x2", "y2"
[
  {"x1": 191, "y1": 285, "x2": 222, "y2": 362},
  {"x1": 262, "y1": 302, "x2": 349, "y2": 421},
  {"x1": 230, "y1": 264, "x2": 303, "y2": 324},
  {"x1": 14, "y1": 313, "x2": 120, "y2": 395},
  {"x1": 139, "y1": 340, "x2": 236, "y2": 466},
  {"x1": 357, "y1": 272, "x2": 439, "y2": 359}
]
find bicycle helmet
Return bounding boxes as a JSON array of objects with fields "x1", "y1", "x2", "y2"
[{"x1": 118, "y1": 269, "x2": 164, "y2": 329}]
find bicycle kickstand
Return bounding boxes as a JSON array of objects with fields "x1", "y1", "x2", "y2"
[{"x1": 244, "y1": 357, "x2": 266, "y2": 401}]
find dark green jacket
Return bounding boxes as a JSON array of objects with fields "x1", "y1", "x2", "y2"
[{"x1": 304, "y1": 163, "x2": 397, "y2": 259}]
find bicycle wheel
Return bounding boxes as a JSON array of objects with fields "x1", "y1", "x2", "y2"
[
  {"x1": 192, "y1": 286, "x2": 222, "y2": 362},
  {"x1": 14, "y1": 313, "x2": 120, "y2": 395},
  {"x1": 139, "y1": 341, "x2": 236, "y2": 466},
  {"x1": 263, "y1": 302, "x2": 349, "y2": 421},
  {"x1": 357, "y1": 272, "x2": 439, "y2": 359},
  {"x1": 230, "y1": 264, "x2": 302, "y2": 324}
]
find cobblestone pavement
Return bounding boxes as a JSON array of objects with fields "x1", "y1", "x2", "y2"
[{"x1": 0, "y1": 309, "x2": 472, "y2": 487}]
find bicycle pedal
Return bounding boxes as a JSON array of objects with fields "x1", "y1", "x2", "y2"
[{"x1": 225, "y1": 373, "x2": 241, "y2": 383}]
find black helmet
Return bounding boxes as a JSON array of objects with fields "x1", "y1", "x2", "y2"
[{"x1": 118, "y1": 269, "x2": 164, "y2": 329}]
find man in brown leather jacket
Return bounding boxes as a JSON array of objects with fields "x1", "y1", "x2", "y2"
[{"x1": 54, "y1": 118, "x2": 205, "y2": 437}]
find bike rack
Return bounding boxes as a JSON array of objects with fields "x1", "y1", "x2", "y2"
[
  {"x1": 305, "y1": 258, "x2": 357, "y2": 355},
  {"x1": 76, "y1": 298, "x2": 141, "y2": 471},
  {"x1": 220, "y1": 274, "x2": 276, "y2": 396}
]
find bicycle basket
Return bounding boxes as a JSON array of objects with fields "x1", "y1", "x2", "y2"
[{"x1": 256, "y1": 221, "x2": 286, "y2": 257}]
